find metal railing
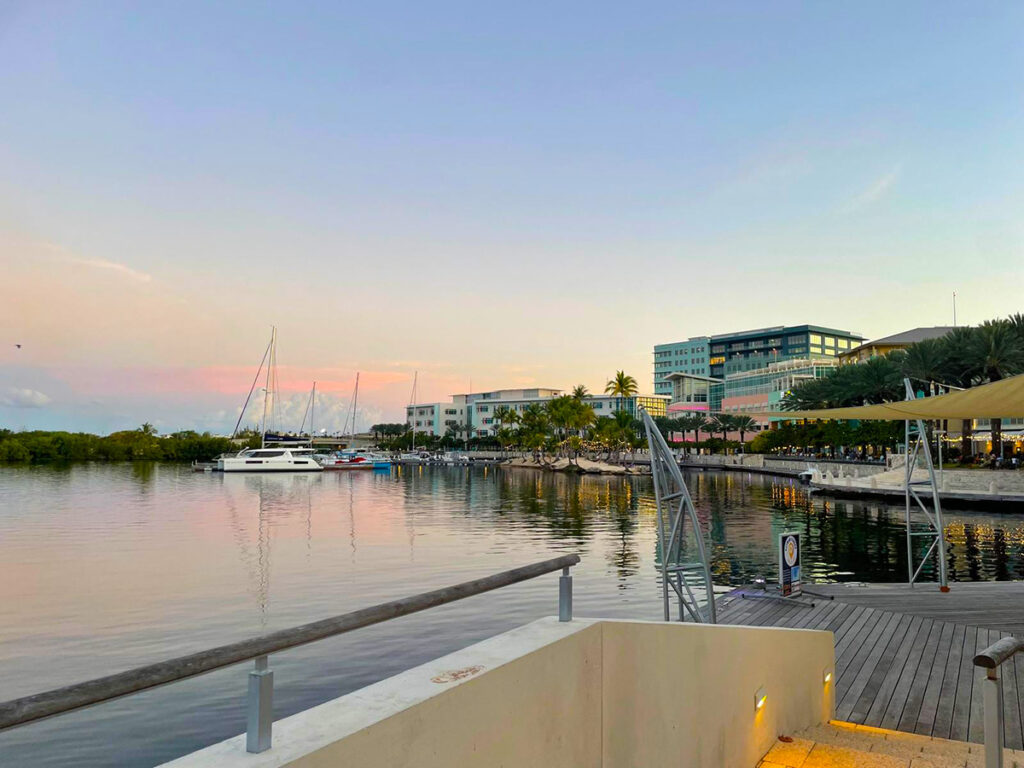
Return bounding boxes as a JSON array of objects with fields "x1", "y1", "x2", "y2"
[
  {"x1": 973, "y1": 636, "x2": 1024, "y2": 768},
  {"x1": 0, "y1": 553, "x2": 580, "y2": 755}
]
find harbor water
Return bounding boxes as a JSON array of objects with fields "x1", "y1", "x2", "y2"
[{"x1": 2, "y1": 463, "x2": 1024, "y2": 766}]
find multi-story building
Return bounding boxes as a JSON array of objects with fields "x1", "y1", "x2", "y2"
[
  {"x1": 654, "y1": 324, "x2": 864, "y2": 396},
  {"x1": 653, "y1": 337, "x2": 712, "y2": 396},
  {"x1": 406, "y1": 388, "x2": 668, "y2": 438},
  {"x1": 720, "y1": 358, "x2": 839, "y2": 424}
]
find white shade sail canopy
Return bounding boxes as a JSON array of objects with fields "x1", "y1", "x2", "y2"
[{"x1": 765, "y1": 373, "x2": 1024, "y2": 421}]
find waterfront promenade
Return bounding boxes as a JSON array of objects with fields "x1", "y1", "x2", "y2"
[{"x1": 717, "y1": 582, "x2": 1024, "y2": 748}]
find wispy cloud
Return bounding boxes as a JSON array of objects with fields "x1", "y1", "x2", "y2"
[
  {"x1": 70, "y1": 257, "x2": 152, "y2": 282},
  {"x1": 842, "y1": 164, "x2": 903, "y2": 213},
  {"x1": 1, "y1": 387, "x2": 51, "y2": 408}
]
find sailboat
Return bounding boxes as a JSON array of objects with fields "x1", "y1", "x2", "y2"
[
  {"x1": 218, "y1": 328, "x2": 323, "y2": 473},
  {"x1": 314, "y1": 372, "x2": 392, "y2": 470}
]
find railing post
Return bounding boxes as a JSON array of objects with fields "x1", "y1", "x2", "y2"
[
  {"x1": 246, "y1": 655, "x2": 273, "y2": 753},
  {"x1": 559, "y1": 566, "x2": 572, "y2": 622},
  {"x1": 983, "y1": 666, "x2": 1004, "y2": 768}
]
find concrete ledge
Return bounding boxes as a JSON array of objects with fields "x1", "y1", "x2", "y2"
[{"x1": 164, "y1": 617, "x2": 834, "y2": 768}]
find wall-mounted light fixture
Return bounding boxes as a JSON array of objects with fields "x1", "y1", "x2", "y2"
[
  {"x1": 823, "y1": 668, "x2": 832, "y2": 684},
  {"x1": 755, "y1": 686, "x2": 767, "y2": 712}
]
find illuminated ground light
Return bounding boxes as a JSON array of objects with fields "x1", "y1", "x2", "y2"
[
  {"x1": 823, "y1": 668, "x2": 832, "y2": 684},
  {"x1": 755, "y1": 686, "x2": 767, "y2": 712}
]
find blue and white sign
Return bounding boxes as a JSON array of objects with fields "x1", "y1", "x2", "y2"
[{"x1": 779, "y1": 532, "x2": 801, "y2": 597}]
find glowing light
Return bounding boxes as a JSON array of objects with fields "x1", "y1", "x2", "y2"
[
  {"x1": 824, "y1": 669, "x2": 832, "y2": 683},
  {"x1": 755, "y1": 687, "x2": 767, "y2": 711}
]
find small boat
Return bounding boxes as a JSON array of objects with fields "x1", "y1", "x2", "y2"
[
  {"x1": 440, "y1": 451, "x2": 470, "y2": 465},
  {"x1": 797, "y1": 467, "x2": 816, "y2": 484},
  {"x1": 317, "y1": 449, "x2": 392, "y2": 470},
  {"x1": 219, "y1": 445, "x2": 322, "y2": 473},
  {"x1": 398, "y1": 451, "x2": 432, "y2": 464}
]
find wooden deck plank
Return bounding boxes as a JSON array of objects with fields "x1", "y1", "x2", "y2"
[
  {"x1": 949, "y1": 625, "x2": 979, "y2": 741},
  {"x1": 968, "y1": 628, "x2": 992, "y2": 744},
  {"x1": 835, "y1": 611, "x2": 904, "y2": 720},
  {"x1": 801, "y1": 601, "x2": 848, "y2": 633},
  {"x1": 837, "y1": 608, "x2": 895, "y2": 686},
  {"x1": 932, "y1": 623, "x2": 967, "y2": 739},
  {"x1": 842, "y1": 610, "x2": 911, "y2": 722},
  {"x1": 1013, "y1": 644, "x2": 1024, "y2": 750},
  {"x1": 862, "y1": 614, "x2": 925, "y2": 727},
  {"x1": 834, "y1": 607, "x2": 880, "y2": 671},
  {"x1": 1000, "y1": 631, "x2": 1022, "y2": 750},
  {"x1": 827, "y1": 605, "x2": 864, "y2": 643},
  {"x1": 882, "y1": 617, "x2": 934, "y2": 730},
  {"x1": 912, "y1": 620, "x2": 954, "y2": 736},
  {"x1": 807, "y1": 582, "x2": 1024, "y2": 633}
]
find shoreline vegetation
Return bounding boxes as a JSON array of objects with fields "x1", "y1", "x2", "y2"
[{"x1": 0, "y1": 425, "x2": 260, "y2": 464}]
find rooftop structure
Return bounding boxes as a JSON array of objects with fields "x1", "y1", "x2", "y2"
[{"x1": 838, "y1": 326, "x2": 956, "y2": 364}]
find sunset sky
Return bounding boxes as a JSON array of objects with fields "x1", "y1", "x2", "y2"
[{"x1": 2, "y1": 2, "x2": 1023, "y2": 433}]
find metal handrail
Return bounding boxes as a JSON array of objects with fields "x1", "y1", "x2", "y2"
[
  {"x1": 973, "y1": 636, "x2": 1024, "y2": 768},
  {"x1": 0, "y1": 553, "x2": 580, "y2": 753}
]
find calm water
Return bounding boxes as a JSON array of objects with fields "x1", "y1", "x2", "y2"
[{"x1": 2, "y1": 463, "x2": 1024, "y2": 766}]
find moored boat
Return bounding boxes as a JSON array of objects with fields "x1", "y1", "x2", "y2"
[
  {"x1": 219, "y1": 446, "x2": 323, "y2": 473},
  {"x1": 317, "y1": 449, "x2": 392, "y2": 470}
]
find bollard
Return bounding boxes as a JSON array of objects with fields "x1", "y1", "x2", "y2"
[
  {"x1": 559, "y1": 567, "x2": 573, "y2": 621},
  {"x1": 247, "y1": 655, "x2": 273, "y2": 753}
]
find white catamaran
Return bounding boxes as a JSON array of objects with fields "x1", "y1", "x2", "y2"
[{"x1": 218, "y1": 328, "x2": 323, "y2": 473}]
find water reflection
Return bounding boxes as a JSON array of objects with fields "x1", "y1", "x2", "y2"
[{"x1": 3, "y1": 464, "x2": 1024, "y2": 767}]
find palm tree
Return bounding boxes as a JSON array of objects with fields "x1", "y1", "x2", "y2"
[
  {"x1": 605, "y1": 371, "x2": 638, "y2": 397},
  {"x1": 605, "y1": 370, "x2": 639, "y2": 420},
  {"x1": 707, "y1": 414, "x2": 735, "y2": 452},
  {"x1": 965, "y1": 320, "x2": 1024, "y2": 455},
  {"x1": 675, "y1": 414, "x2": 707, "y2": 453},
  {"x1": 571, "y1": 384, "x2": 589, "y2": 401},
  {"x1": 732, "y1": 415, "x2": 758, "y2": 445}
]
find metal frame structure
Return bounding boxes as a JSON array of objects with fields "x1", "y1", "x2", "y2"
[
  {"x1": 902, "y1": 378, "x2": 949, "y2": 590},
  {"x1": 641, "y1": 409, "x2": 717, "y2": 623}
]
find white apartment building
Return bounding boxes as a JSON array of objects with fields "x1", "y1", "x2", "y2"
[{"x1": 405, "y1": 388, "x2": 669, "y2": 438}]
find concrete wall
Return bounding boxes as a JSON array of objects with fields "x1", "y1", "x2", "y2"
[
  {"x1": 601, "y1": 621, "x2": 834, "y2": 768},
  {"x1": 164, "y1": 618, "x2": 834, "y2": 768}
]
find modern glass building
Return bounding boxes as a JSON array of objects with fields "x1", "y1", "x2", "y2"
[{"x1": 653, "y1": 324, "x2": 863, "y2": 396}]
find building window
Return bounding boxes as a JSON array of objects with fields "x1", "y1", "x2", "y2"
[
  {"x1": 809, "y1": 334, "x2": 822, "y2": 345},
  {"x1": 824, "y1": 337, "x2": 836, "y2": 347}
]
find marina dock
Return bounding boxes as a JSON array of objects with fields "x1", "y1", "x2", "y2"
[{"x1": 717, "y1": 581, "x2": 1024, "y2": 748}]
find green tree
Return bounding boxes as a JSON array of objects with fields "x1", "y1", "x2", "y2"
[
  {"x1": 605, "y1": 371, "x2": 638, "y2": 397},
  {"x1": 964, "y1": 320, "x2": 1024, "y2": 454},
  {"x1": 571, "y1": 384, "x2": 589, "y2": 401},
  {"x1": 731, "y1": 415, "x2": 758, "y2": 445}
]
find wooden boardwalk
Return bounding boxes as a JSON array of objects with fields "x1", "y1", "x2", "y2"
[
  {"x1": 804, "y1": 582, "x2": 1024, "y2": 634},
  {"x1": 717, "y1": 586, "x2": 1024, "y2": 748}
]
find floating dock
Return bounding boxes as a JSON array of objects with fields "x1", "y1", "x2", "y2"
[{"x1": 717, "y1": 581, "x2": 1024, "y2": 748}]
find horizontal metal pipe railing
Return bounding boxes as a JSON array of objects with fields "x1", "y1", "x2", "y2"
[{"x1": 0, "y1": 553, "x2": 580, "y2": 733}]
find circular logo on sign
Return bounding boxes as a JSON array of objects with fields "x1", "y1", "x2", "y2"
[{"x1": 784, "y1": 535, "x2": 798, "y2": 566}]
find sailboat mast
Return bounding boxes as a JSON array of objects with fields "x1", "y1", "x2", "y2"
[
  {"x1": 410, "y1": 371, "x2": 418, "y2": 451},
  {"x1": 310, "y1": 381, "x2": 316, "y2": 440},
  {"x1": 260, "y1": 326, "x2": 276, "y2": 448},
  {"x1": 351, "y1": 373, "x2": 360, "y2": 437}
]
